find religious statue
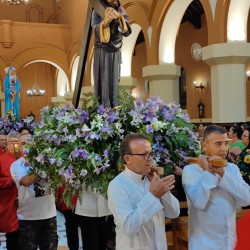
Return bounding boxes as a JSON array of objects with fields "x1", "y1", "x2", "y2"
[
  {"x1": 92, "y1": 0, "x2": 132, "y2": 108},
  {"x1": 198, "y1": 100, "x2": 205, "y2": 119},
  {"x1": 4, "y1": 66, "x2": 21, "y2": 121}
]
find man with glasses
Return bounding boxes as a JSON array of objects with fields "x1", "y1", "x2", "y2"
[
  {"x1": 0, "y1": 131, "x2": 20, "y2": 250},
  {"x1": 10, "y1": 133, "x2": 58, "y2": 250},
  {"x1": 108, "y1": 133, "x2": 180, "y2": 250}
]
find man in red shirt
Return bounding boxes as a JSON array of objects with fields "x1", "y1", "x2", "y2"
[
  {"x1": 0, "y1": 134, "x2": 7, "y2": 155},
  {"x1": 0, "y1": 131, "x2": 20, "y2": 250}
]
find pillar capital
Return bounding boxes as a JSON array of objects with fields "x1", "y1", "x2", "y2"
[
  {"x1": 142, "y1": 64, "x2": 180, "y2": 104},
  {"x1": 119, "y1": 77, "x2": 137, "y2": 91},
  {"x1": 202, "y1": 43, "x2": 250, "y2": 66},
  {"x1": 143, "y1": 64, "x2": 180, "y2": 80}
]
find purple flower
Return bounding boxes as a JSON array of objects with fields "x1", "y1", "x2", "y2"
[
  {"x1": 155, "y1": 135, "x2": 162, "y2": 141},
  {"x1": 80, "y1": 150, "x2": 89, "y2": 160},
  {"x1": 177, "y1": 113, "x2": 190, "y2": 122},
  {"x1": 64, "y1": 104, "x2": 71, "y2": 111},
  {"x1": 95, "y1": 155, "x2": 101, "y2": 162},
  {"x1": 146, "y1": 125, "x2": 154, "y2": 133},
  {"x1": 71, "y1": 149, "x2": 89, "y2": 160},
  {"x1": 102, "y1": 124, "x2": 111, "y2": 134},
  {"x1": 80, "y1": 169, "x2": 88, "y2": 177},
  {"x1": 97, "y1": 105, "x2": 105, "y2": 115},
  {"x1": 59, "y1": 166, "x2": 75, "y2": 180},
  {"x1": 134, "y1": 99, "x2": 144, "y2": 111},
  {"x1": 106, "y1": 111, "x2": 119, "y2": 123},
  {"x1": 103, "y1": 148, "x2": 109, "y2": 158},
  {"x1": 49, "y1": 158, "x2": 56, "y2": 165}
]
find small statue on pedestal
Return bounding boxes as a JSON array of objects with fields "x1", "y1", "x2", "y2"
[
  {"x1": 4, "y1": 66, "x2": 21, "y2": 121},
  {"x1": 198, "y1": 100, "x2": 205, "y2": 119}
]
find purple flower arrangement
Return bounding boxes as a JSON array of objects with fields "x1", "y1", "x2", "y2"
[
  {"x1": 25, "y1": 96, "x2": 201, "y2": 204},
  {"x1": 0, "y1": 116, "x2": 37, "y2": 135}
]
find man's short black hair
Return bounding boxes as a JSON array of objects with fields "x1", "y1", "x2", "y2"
[
  {"x1": 203, "y1": 124, "x2": 227, "y2": 141},
  {"x1": 120, "y1": 133, "x2": 150, "y2": 163}
]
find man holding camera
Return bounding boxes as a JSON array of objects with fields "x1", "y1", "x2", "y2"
[{"x1": 11, "y1": 133, "x2": 58, "y2": 250}]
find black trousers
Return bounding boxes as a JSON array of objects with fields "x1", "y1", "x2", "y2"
[
  {"x1": 63, "y1": 210, "x2": 79, "y2": 250},
  {"x1": 77, "y1": 215, "x2": 108, "y2": 250},
  {"x1": 19, "y1": 217, "x2": 58, "y2": 250},
  {"x1": 5, "y1": 229, "x2": 19, "y2": 250}
]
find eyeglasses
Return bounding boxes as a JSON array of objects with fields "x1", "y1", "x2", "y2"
[{"x1": 128, "y1": 152, "x2": 153, "y2": 160}]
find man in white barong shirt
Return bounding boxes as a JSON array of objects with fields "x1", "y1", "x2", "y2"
[
  {"x1": 108, "y1": 133, "x2": 180, "y2": 250},
  {"x1": 182, "y1": 124, "x2": 250, "y2": 250}
]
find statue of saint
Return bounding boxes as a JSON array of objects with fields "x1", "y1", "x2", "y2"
[
  {"x1": 92, "y1": 0, "x2": 132, "y2": 107},
  {"x1": 4, "y1": 66, "x2": 21, "y2": 121},
  {"x1": 198, "y1": 101, "x2": 205, "y2": 119}
]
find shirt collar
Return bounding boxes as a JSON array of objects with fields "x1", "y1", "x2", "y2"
[{"x1": 124, "y1": 167, "x2": 145, "y2": 182}]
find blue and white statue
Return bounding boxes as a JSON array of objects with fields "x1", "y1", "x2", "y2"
[{"x1": 4, "y1": 66, "x2": 21, "y2": 121}]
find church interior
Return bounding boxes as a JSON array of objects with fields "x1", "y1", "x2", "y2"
[
  {"x1": 1, "y1": 0, "x2": 250, "y2": 249},
  {"x1": 0, "y1": 0, "x2": 250, "y2": 124}
]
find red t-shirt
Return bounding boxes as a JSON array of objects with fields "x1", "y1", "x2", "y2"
[
  {"x1": 56, "y1": 183, "x2": 78, "y2": 211},
  {"x1": 235, "y1": 210, "x2": 250, "y2": 250},
  {"x1": 0, "y1": 152, "x2": 19, "y2": 233}
]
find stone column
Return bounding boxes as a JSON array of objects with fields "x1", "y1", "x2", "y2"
[
  {"x1": 51, "y1": 86, "x2": 94, "y2": 107},
  {"x1": 143, "y1": 64, "x2": 180, "y2": 104},
  {"x1": 0, "y1": 92, "x2": 5, "y2": 117},
  {"x1": 0, "y1": 20, "x2": 14, "y2": 48},
  {"x1": 202, "y1": 43, "x2": 250, "y2": 123},
  {"x1": 119, "y1": 77, "x2": 137, "y2": 94}
]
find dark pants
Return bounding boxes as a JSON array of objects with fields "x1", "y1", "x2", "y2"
[
  {"x1": 5, "y1": 229, "x2": 19, "y2": 250},
  {"x1": 19, "y1": 217, "x2": 58, "y2": 250},
  {"x1": 77, "y1": 215, "x2": 108, "y2": 250},
  {"x1": 63, "y1": 210, "x2": 79, "y2": 250}
]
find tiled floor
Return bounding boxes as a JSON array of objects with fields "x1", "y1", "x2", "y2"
[{"x1": 0, "y1": 211, "x2": 83, "y2": 250}]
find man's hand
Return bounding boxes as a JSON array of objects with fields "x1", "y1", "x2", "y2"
[
  {"x1": 103, "y1": 7, "x2": 120, "y2": 28},
  {"x1": 198, "y1": 155, "x2": 225, "y2": 177},
  {"x1": 149, "y1": 173, "x2": 175, "y2": 198}
]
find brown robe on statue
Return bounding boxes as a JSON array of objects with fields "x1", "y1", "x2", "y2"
[{"x1": 92, "y1": 0, "x2": 132, "y2": 108}]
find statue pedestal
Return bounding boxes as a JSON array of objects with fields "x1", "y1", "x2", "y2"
[{"x1": 0, "y1": 92, "x2": 5, "y2": 117}]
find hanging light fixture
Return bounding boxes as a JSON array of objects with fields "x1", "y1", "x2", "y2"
[
  {"x1": 1, "y1": 0, "x2": 29, "y2": 4},
  {"x1": 27, "y1": 63, "x2": 46, "y2": 96}
]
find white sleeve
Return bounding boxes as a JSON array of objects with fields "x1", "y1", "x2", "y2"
[
  {"x1": 218, "y1": 163, "x2": 250, "y2": 207},
  {"x1": 182, "y1": 164, "x2": 218, "y2": 210},
  {"x1": 160, "y1": 192, "x2": 180, "y2": 218},
  {"x1": 108, "y1": 180, "x2": 163, "y2": 237},
  {"x1": 10, "y1": 161, "x2": 27, "y2": 186}
]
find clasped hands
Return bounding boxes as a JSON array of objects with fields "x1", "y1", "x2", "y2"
[
  {"x1": 103, "y1": 7, "x2": 121, "y2": 28},
  {"x1": 148, "y1": 170, "x2": 175, "y2": 198},
  {"x1": 198, "y1": 155, "x2": 225, "y2": 176},
  {"x1": 10, "y1": 92, "x2": 16, "y2": 98}
]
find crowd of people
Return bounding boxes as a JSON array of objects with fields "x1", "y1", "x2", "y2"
[{"x1": 0, "y1": 123, "x2": 250, "y2": 250}]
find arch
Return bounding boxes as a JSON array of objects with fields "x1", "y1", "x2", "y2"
[
  {"x1": 159, "y1": 0, "x2": 193, "y2": 64},
  {"x1": 24, "y1": 59, "x2": 69, "y2": 97},
  {"x1": 121, "y1": 23, "x2": 142, "y2": 77},
  {"x1": 70, "y1": 55, "x2": 80, "y2": 92},
  {"x1": 150, "y1": 0, "x2": 212, "y2": 64},
  {"x1": 227, "y1": 0, "x2": 250, "y2": 42},
  {"x1": 26, "y1": 3, "x2": 44, "y2": 23},
  {"x1": 123, "y1": 1, "x2": 150, "y2": 63},
  {"x1": 11, "y1": 45, "x2": 69, "y2": 78}
]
